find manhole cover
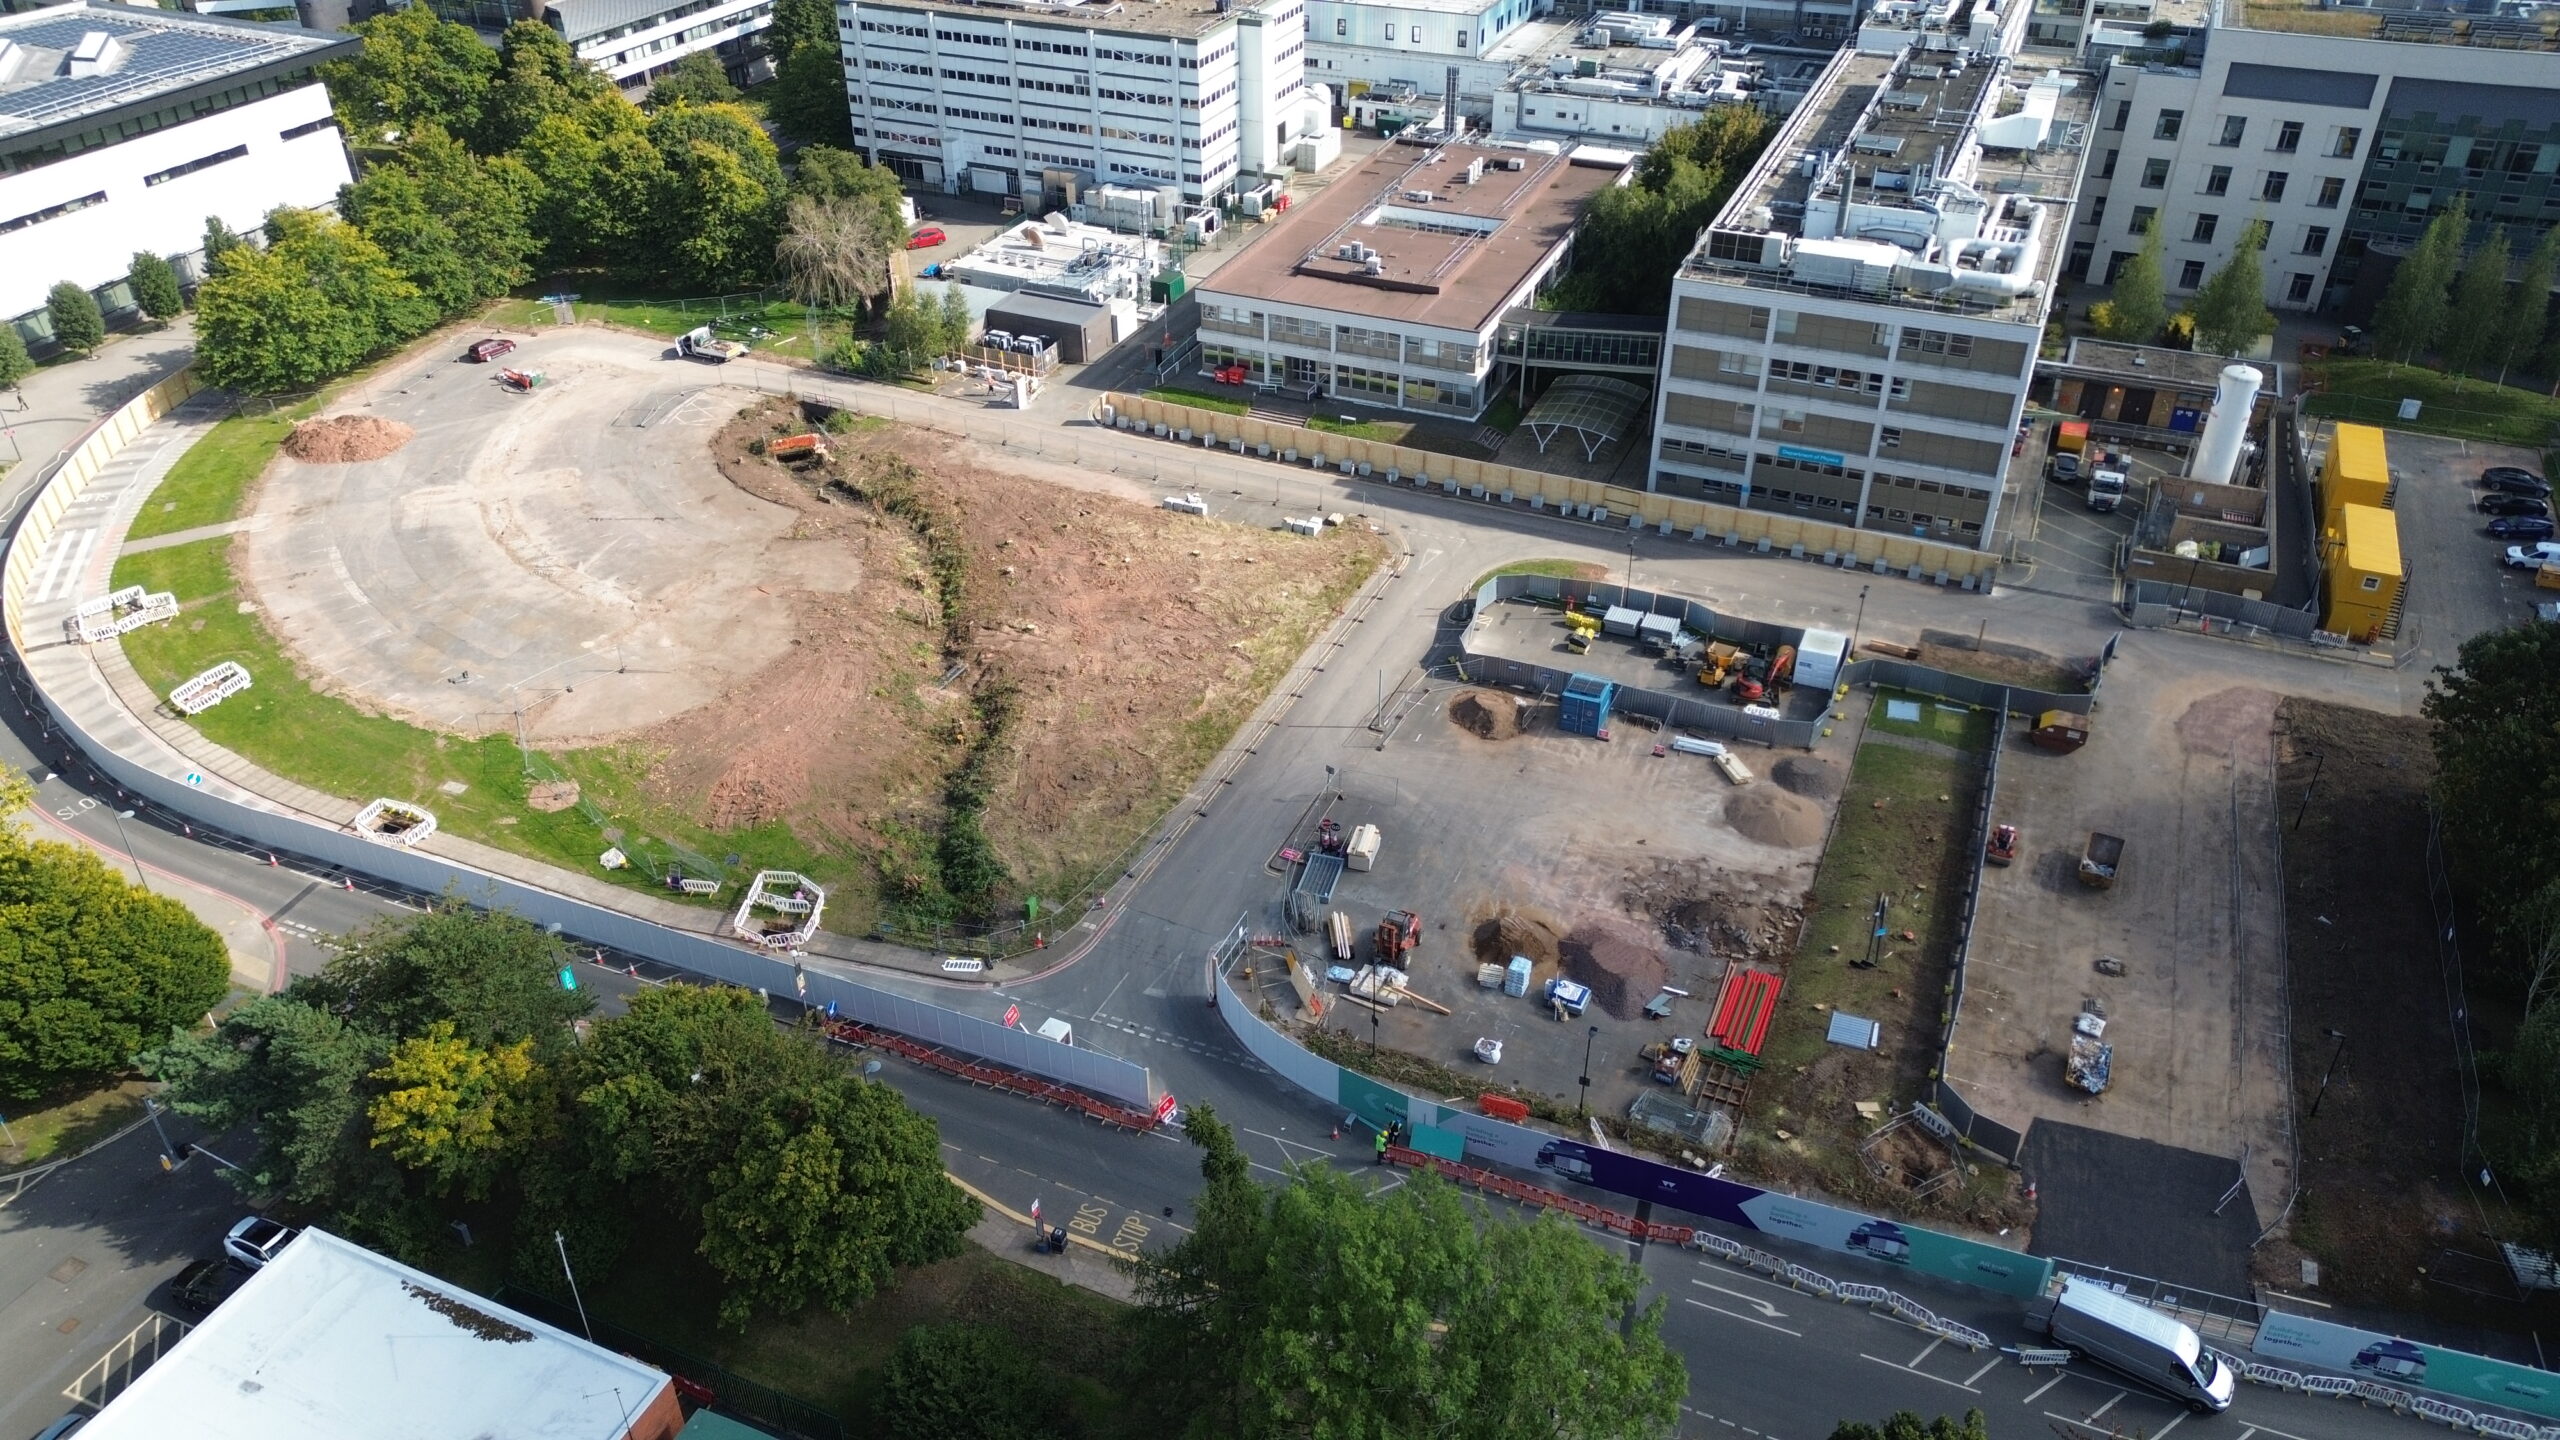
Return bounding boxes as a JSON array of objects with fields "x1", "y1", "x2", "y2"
[
  {"x1": 48, "y1": 1258, "x2": 86, "y2": 1284},
  {"x1": 55, "y1": 1317, "x2": 78, "y2": 1334}
]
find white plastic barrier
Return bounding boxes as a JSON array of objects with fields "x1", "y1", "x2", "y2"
[
  {"x1": 169, "y1": 661, "x2": 250, "y2": 715},
  {"x1": 66, "y1": 585, "x2": 178, "y2": 644}
]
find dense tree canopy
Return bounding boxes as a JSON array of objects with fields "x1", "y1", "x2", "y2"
[
  {"x1": 765, "y1": 0, "x2": 855, "y2": 148},
  {"x1": 0, "y1": 327, "x2": 31, "y2": 392},
  {"x1": 1127, "y1": 1107, "x2": 1685, "y2": 1440},
  {"x1": 340, "y1": 127, "x2": 542, "y2": 317},
  {"x1": 2375, "y1": 195, "x2": 2468, "y2": 365},
  {"x1": 1546, "y1": 107, "x2": 1771, "y2": 316},
  {"x1": 648, "y1": 52, "x2": 739, "y2": 110},
  {"x1": 319, "y1": 4, "x2": 501, "y2": 146},
  {"x1": 127, "y1": 252, "x2": 184, "y2": 321},
  {"x1": 196, "y1": 210, "x2": 426, "y2": 392},
  {"x1": 0, "y1": 788, "x2": 229, "y2": 1099},
  {"x1": 1829, "y1": 1412, "x2": 1990, "y2": 1440}
]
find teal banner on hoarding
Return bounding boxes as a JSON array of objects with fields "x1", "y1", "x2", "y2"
[{"x1": 2255, "y1": 1311, "x2": 2560, "y2": 1420}]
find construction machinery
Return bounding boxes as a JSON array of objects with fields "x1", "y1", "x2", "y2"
[
  {"x1": 1696, "y1": 640, "x2": 1740, "y2": 687},
  {"x1": 497, "y1": 368, "x2": 544, "y2": 393},
  {"x1": 767, "y1": 432, "x2": 830, "y2": 466},
  {"x1": 678, "y1": 326, "x2": 749, "y2": 362},
  {"x1": 1986, "y1": 823, "x2": 2019, "y2": 866},
  {"x1": 1375, "y1": 908, "x2": 1420, "y2": 961},
  {"x1": 1563, "y1": 610, "x2": 1602, "y2": 639}
]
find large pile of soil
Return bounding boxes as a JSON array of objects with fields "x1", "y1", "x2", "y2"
[
  {"x1": 1770, "y1": 755, "x2": 1843, "y2": 799},
  {"x1": 1558, "y1": 920, "x2": 1669, "y2": 1020},
  {"x1": 1725, "y1": 787, "x2": 1825, "y2": 848},
  {"x1": 1470, "y1": 906, "x2": 1563, "y2": 970},
  {"x1": 1449, "y1": 690, "x2": 1524, "y2": 740},
  {"x1": 284, "y1": 415, "x2": 415, "y2": 463}
]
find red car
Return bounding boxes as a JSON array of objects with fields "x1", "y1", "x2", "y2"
[{"x1": 906, "y1": 225, "x2": 946, "y2": 249}]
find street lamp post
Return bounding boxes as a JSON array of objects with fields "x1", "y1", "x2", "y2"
[
  {"x1": 110, "y1": 808, "x2": 147, "y2": 889},
  {"x1": 2308, "y1": 1029, "x2": 2349, "y2": 1118},
  {"x1": 1579, "y1": 1023, "x2": 1598, "y2": 1121},
  {"x1": 1849, "y1": 584, "x2": 1871, "y2": 657}
]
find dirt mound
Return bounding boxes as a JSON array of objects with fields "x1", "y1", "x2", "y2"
[
  {"x1": 284, "y1": 415, "x2": 414, "y2": 464},
  {"x1": 1449, "y1": 690, "x2": 1524, "y2": 740},
  {"x1": 1470, "y1": 906, "x2": 1563, "y2": 971},
  {"x1": 525, "y1": 780, "x2": 581, "y2": 812},
  {"x1": 1558, "y1": 919, "x2": 1669, "y2": 1020},
  {"x1": 1770, "y1": 755, "x2": 1843, "y2": 799},
  {"x1": 1725, "y1": 787, "x2": 1825, "y2": 848}
]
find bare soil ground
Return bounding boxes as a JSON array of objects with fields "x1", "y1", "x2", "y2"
[
  {"x1": 1914, "y1": 631, "x2": 2087, "y2": 694},
  {"x1": 2262, "y1": 698, "x2": 2486, "y2": 1313},
  {"x1": 283, "y1": 415, "x2": 415, "y2": 464},
  {"x1": 641, "y1": 399, "x2": 1387, "y2": 897}
]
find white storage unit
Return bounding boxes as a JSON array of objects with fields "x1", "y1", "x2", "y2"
[
  {"x1": 1795, "y1": 628, "x2": 1849, "y2": 690},
  {"x1": 1345, "y1": 823, "x2": 1381, "y2": 871}
]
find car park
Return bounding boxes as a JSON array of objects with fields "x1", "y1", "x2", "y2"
[
  {"x1": 2489, "y1": 515, "x2": 2557, "y2": 540},
  {"x1": 2481, "y1": 493, "x2": 2551, "y2": 517},
  {"x1": 2502, "y1": 542, "x2": 2560, "y2": 569},
  {"x1": 223, "y1": 1216, "x2": 296, "y2": 1270},
  {"x1": 2047, "y1": 452, "x2": 2083, "y2": 485},
  {"x1": 2484, "y1": 466, "x2": 2552, "y2": 497}
]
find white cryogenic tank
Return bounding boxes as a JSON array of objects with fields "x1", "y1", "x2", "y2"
[{"x1": 2188, "y1": 364, "x2": 2264, "y2": 486}]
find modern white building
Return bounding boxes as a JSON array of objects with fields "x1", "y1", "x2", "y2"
[
  {"x1": 1490, "y1": 30, "x2": 1837, "y2": 146},
  {"x1": 1647, "y1": 1, "x2": 2093, "y2": 550},
  {"x1": 0, "y1": 2, "x2": 355, "y2": 342},
  {"x1": 1194, "y1": 137, "x2": 1627, "y2": 418},
  {"x1": 834, "y1": 0, "x2": 1327, "y2": 206},
  {"x1": 550, "y1": 0, "x2": 780, "y2": 89},
  {"x1": 2066, "y1": 3, "x2": 2560, "y2": 315}
]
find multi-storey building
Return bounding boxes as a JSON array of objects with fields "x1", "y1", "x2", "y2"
[
  {"x1": 1193, "y1": 138, "x2": 1625, "y2": 419},
  {"x1": 1490, "y1": 29, "x2": 1836, "y2": 146},
  {"x1": 420, "y1": 0, "x2": 776, "y2": 91},
  {"x1": 0, "y1": 2, "x2": 355, "y2": 341},
  {"x1": 835, "y1": 0, "x2": 1323, "y2": 205},
  {"x1": 2065, "y1": 0, "x2": 2560, "y2": 314},
  {"x1": 1647, "y1": 2, "x2": 2092, "y2": 550}
]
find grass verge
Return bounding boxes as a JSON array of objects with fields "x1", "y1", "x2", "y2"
[
  {"x1": 0, "y1": 1079, "x2": 149, "y2": 1169},
  {"x1": 1469, "y1": 557, "x2": 1611, "y2": 590},
  {"x1": 2305, "y1": 358, "x2": 2560, "y2": 449},
  {"x1": 125, "y1": 408, "x2": 308, "y2": 542},
  {"x1": 1308, "y1": 414, "x2": 1410, "y2": 444},
  {"x1": 1143, "y1": 386, "x2": 1248, "y2": 415}
]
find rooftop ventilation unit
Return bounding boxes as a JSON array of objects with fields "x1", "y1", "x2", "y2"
[{"x1": 1403, "y1": 188, "x2": 1436, "y2": 203}]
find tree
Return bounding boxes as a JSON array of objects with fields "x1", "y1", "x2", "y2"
[
  {"x1": 145, "y1": 995, "x2": 392, "y2": 1209},
  {"x1": 1547, "y1": 107, "x2": 1770, "y2": 315},
  {"x1": 300, "y1": 903, "x2": 593, "y2": 1052},
  {"x1": 0, "y1": 823, "x2": 230, "y2": 1099},
  {"x1": 1828, "y1": 1412, "x2": 1991, "y2": 1440},
  {"x1": 2425, "y1": 623, "x2": 2560, "y2": 946},
  {"x1": 880, "y1": 1324, "x2": 1068, "y2": 1440},
  {"x1": 937, "y1": 285, "x2": 973, "y2": 351},
  {"x1": 319, "y1": 4, "x2": 500, "y2": 147},
  {"x1": 195, "y1": 210, "x2": 428, "y2": 393},
  {"x1": 2441, "y1": 225, "x2": 2514, "y2": 384},
  {"x1": 2189, "y1": 217, "x2": 2275, "y2": 358},
  {"x1": 1127, "y1": 1108, "x2": 1684, "y2": 1440},
  {"x1": 881, "y1": 288, "x2": 938, "y2": 363},
  {"x1": 202, "y1": 216, "x2": 247, "y2": 277},
  {"x1": 478, "y1": 20, "x2": 614, "y2": 155},
  {"x1": 776, "y1": 194, "x2": 898, "y2": 309},
  {"x1": 2374, "y1": 194, "x2": 2470, "y2": 365},
  {"x1": 2099, "y1": 223, "x2": 2168, "y2": 344},
  {"x1": 45, "y1": 282, "x2": 104, "y2": 355},
  {"x1": 0, "y1": 326, "x2": 31, "y2": 394},
  {"x1": 649, "y1": 52, "x2": 739, "y2": 109},
  {"x1": 765, "y1": 0, "x2": 854, "y2": 148},
  {"x1": 646, "y1": 103, "x2": 787, "y2": 288},
  {"x1": 128, "y1": 252, "x2": 184, "y2": 322},
  {"x1": 2501, "y1": 226, "x2": 2559, "y2": 385},
  {"x1": 512, "y1": 100, "x2": 658, "y2": 268},
  {"x1": 342, "y1": 127, "x2": 542, "y2": 317},
  {"x1": 367, "y1": 1022, "x2": 542, "y2": 1199}
]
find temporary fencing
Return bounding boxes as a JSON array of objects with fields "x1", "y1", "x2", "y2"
[{"x1": 819, "y1": 1017, "x2": 1164, "y2": 1132}]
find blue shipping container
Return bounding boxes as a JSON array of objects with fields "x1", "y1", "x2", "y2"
[{"x1": 1559, "y1": 672, "x2": 1617, "y2": 736}]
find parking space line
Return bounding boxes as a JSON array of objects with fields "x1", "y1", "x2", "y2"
[
  {"x1": 1684, "y1": 1298, "x2": 1802, "y2": 1337},
  {"x1": 2150, "y1": 1411, "x2": 2186, "y2": 1438},
  {"x1": 2085, "y1": 1393, "x2": 2120, "y2": 1421},
  {"x1": 1857, "y1": 1354, "x2": 1977, "y2": 1392},
  {"x1": 1906, "y1": 1336, "x2": 1943, "y2": 1368},
  {"x1": 2022, "y1": 1373, "x2": 2065, "y2": 1404},
  {"x1": 1962, "y1": 1355, "x2": 2002, "y2": 1386}
]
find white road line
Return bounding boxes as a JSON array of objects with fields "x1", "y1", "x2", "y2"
[
  {"x1": 2150, "y1": 1410, "x2": 2187, "y2": 1438},
  {"x1": 1857, "y1": 1355, "x2": 1977, "y2": 1392},
  {"x1": 1907, "y1": 1336, "x2": 1943, "y2": 1368},
  {"x1": 1683, "y1": 1298, "x2": 1802, "y2": 1336},
  {"x1": 2021, "y1": 1373, "x2": 2065, "y2": 1404},
  {"x1": 1962, "y1": 1355, "x2": 2003, "y2": 1386},
  {"x1": 2085, "y1": 1393, "x2": 2120, "y2": 1421},
  {"x1": 1691, "y1": 1279, "x2": 1788, "y2": 1318}
]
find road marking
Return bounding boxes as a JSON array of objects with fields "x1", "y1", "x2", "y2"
[
  {"x1": 1962, "y1": 1355, "x2": 2003, "y2": 1386},
  {"x1": 2150, "y1": 1411, "x2": 2186, "y2": 1438},
  {"x1": 1682, "y1": 1297, "x2": 1801, "y2": 1336},
  {"x1": 2022, "y1": 1373, "x2": 2065, "y2": 1404},
  {"x1": 1691, "y1": 1278, "x2": 1786, "y2": 1319},
  {"x1": 1907, "y1": 1336, "x2": 1943, "y2": 1368},
  {"x1": 2085, "y1": 1393, "x2": 2120, "y2": 1422},
  {"x1": 1857, "y1": 1355, "x2": 1976, "y2": 1392}
]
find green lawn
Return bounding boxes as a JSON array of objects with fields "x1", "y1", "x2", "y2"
[
  {"x1": 1861, "y1": 688, "x2": 1996, "y2": 749},
  {"x1": 1307, "y1": 414, "x2": 1411, "y2": 444},
  {"x1": 0, "y1": 1080, "x2": 148, "y2": 1169},
  {"x1": 1468, "y1": 557, "x2": 1609, "y2": 590},
  {"x1": 2304, "y1": 358, "x2": 2560, "y2": 449},
  {"x1": 494, "y1": 291, "x2": 828, "y2": 362},
  {"x1": 111, "y1": 538, "x2": 834, "y2": 912},
  {"x1": 125, "y1": 409, "x2": 308, "y2": 542},
  {"x1": 1143, "y1": 386, "x2": 1248, "y2": 415}
]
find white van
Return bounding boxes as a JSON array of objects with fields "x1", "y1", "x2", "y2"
[{"x1": 2037, "y1": 1277, "x2": 2236, "y2": 1413}]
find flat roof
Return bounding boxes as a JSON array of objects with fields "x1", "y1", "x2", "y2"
[
  {"x1": 1200, "y1": 141, "x2": 1622, "y2": 335},
  {"x1": 845, "y1": 0, "x2": 1253, "y2": 40},
  {"x1": 2337, "y1": 502, "x2": 2402, "y2": 577},
  {"x1": 0, "y1": 3, "x2": 352, "y2": 144},
  {"x1": 2057, "y1": 338, "x2": 2284, "y2": 395},
  {"x1": 2329, "y1": 422, "x2": 2389, "y2": 485},
  {"x1": 81, "y1": 1229, "x2": 671, "y2": 1440}
]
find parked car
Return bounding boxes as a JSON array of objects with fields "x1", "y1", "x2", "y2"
[
  {"x1": 2047, "y1": 452, "x2": 2084, "y2": 485},
  {"x1": 464, "y1": 337, "x2": 515, "y2": 363},
  {"x1": 2481, "y1": 492, "x2": 2552, "y2": 517},
  {"x1": 29, "y1": 1414, "x2": 86, "y2": 1440},
  {"x1": 168, "y1": 1258, "x2": 235, "y2": 1315},
  {"x1": 906, "y1": 225, "x2": 947, "y2": 249},
  {"x1": 2483, "y1": 466, "x2": 2553, "y2": 497},
  {"x1": 2504, "y1": 541, "x2": 2560, "y2": 569},
  {"x1": 223, "y1": 1216, "x2": 296, "y2": 1270},
  {"x1": 2491, "y1": 515, "x2": 2558, "y2": 540}
]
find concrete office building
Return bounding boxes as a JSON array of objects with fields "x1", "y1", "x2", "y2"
[
  {"x1": 835, "y1": 0, "x2": 1326, "y2": 206},
  {"x1": 1194, "y1": 138, "x2": 1626, "y2": 418},
  {"x1": 419, "y1": 0, "x2": 777, "y2": 91},
  {"x1": 2066, "y1": 0, "x2": 2560, "y2": 313},
  {"x1": 1490, "y1": 28, "x2": 1837, "y2": 146},
  {"x1": 0, "y1": 2, "x2": 354, "y2": 342},
  {"x1": 1648, "y1": 0, "x2": 2092, "y2": 549}
]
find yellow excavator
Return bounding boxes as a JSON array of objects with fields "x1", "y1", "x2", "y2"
[{"x1": 1696, "y1": 640, "x2": 1740, "y2": 688}]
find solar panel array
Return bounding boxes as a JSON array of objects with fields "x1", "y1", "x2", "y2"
[{"x1": 0, "y1": 7, "x2": 329, "y2": 135}]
